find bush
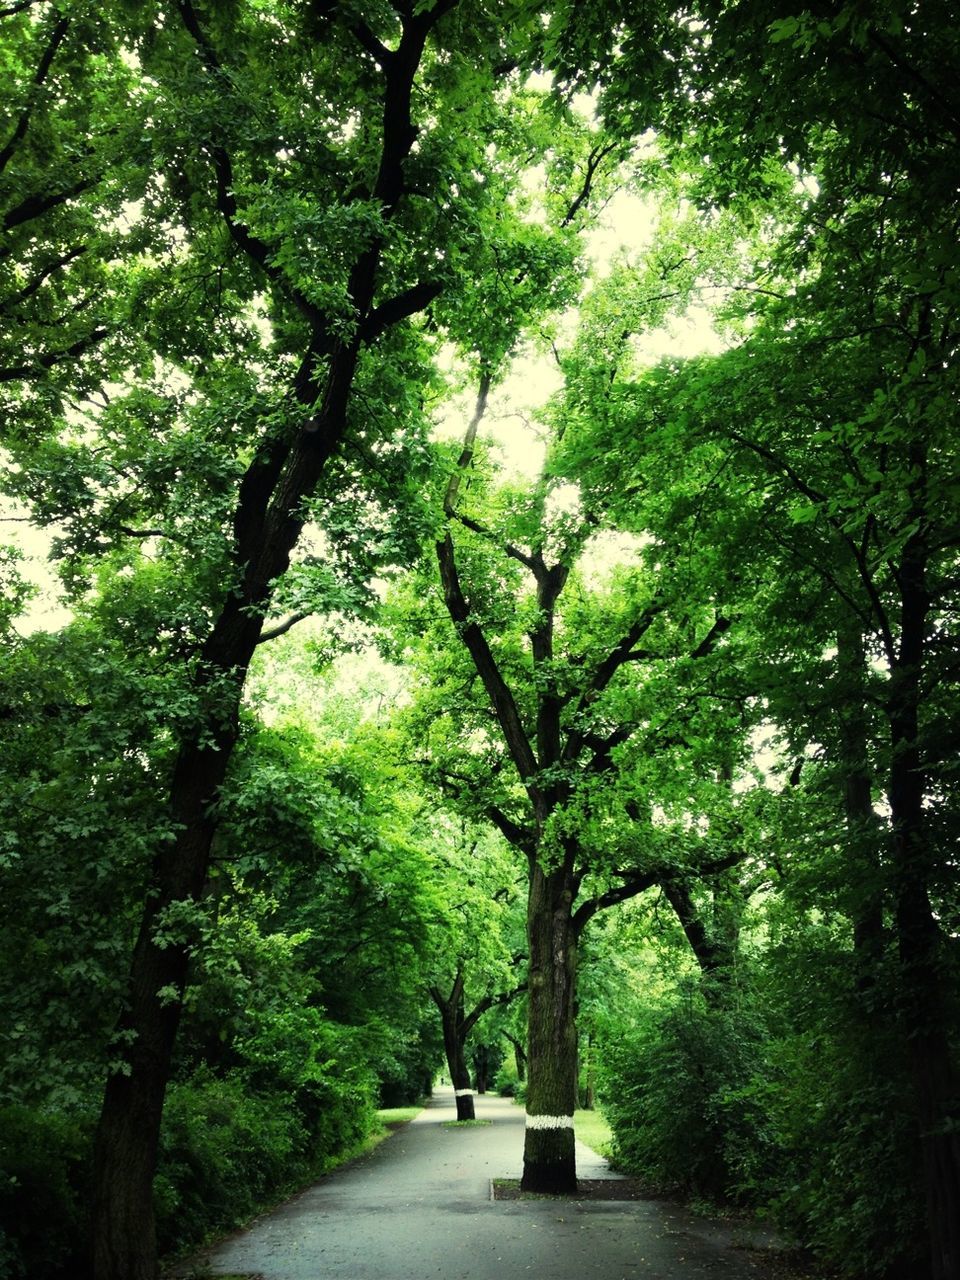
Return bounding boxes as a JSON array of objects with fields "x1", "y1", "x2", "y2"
[
  {"x1": 762, "y1": 1028, "x2": 924, "y2": 1279},
  {"x1": 154, "y1": 1070, "x2": 306, "y2": 1254},
  {"x1": 597, "y1": 985, "x2": 775, "y2": 1202},
  {"x1": 155, "y1": 1010, "x2": 379, "y2": 1259},
  {"x1": 0, "y1": 1104, "x2": 91, "y2": 1279}
]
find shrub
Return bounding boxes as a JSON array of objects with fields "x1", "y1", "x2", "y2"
[
  {"x1": 597, "y1": 985, "x2": 775, "y2": 1202},
  {"x1": 0, "y1": 1104, "x2": 91, "y2": 1279}
]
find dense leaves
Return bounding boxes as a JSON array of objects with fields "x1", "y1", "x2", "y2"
[{"x1": 1, "y1": 1, "x2": 958, "y2": 1279}]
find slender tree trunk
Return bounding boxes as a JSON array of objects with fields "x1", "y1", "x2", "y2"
[
  {"x1": 521, "y1": 858, "x2": 578, "y2": 1193},
  {"x1": 836, "y1": 622, "x2": 884, "y2": 1000},
  {"x1": 91, "y1": 620, "x2": 256, "y2": 1279},
  {"x1": 472, "y1": 1043, "x2": 490, "y2": 1094},
  {"x1": 581, "y1": 1030, "x2": 595, "y2": 1110},
  {"x1": 431, "y1": 981, "x2": 475, "y2": 1121},
  {"x1": 503, "y1": 1030, "x2": 526, "y2": 1081}
]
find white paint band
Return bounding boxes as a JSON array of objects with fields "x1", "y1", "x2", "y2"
[
  {"x1": 525, "y1": 1113, "x2": 574, "y2": 1130},
  {"x1": 455, "y1": 1089, "x2": 475, "y2": 1097}
]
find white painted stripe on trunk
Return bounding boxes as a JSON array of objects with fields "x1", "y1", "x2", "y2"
[
  {"x1": 455, "y1": 1089, "x2": 475, "y2": 1096},
  {"x1": 525, "y1": 1113, "x2": 574, "y2": 1130}
]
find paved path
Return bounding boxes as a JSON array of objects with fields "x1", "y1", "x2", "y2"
[{"x1": 194, "y1": 1087, "x2": 784, "y2": 1280}]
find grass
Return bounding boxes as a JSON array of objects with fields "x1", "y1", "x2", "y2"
[
  {"x1": 441, "y1": 1117, "x2": 492, "y2": 1128},
  {"x1": 574, "y1": 1107, "x2": 614, "y2": 1158},
  {"x1": 376, "y1": 1105, "x2": 422, "y2": 1129},
  {"x1": 309, "y1": 1104, "x2": 424, "y2": 1173}
]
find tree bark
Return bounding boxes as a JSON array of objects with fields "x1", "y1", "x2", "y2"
[
  {"x1": 431, "y1": 978, "x2": 476, "y2": 1121},
  {"x1": 521, "y1": 858, "x2": 579, "y2": 1193},
  {"x1": 887, "y1": 523, "x2": 960, "y2": 1280},
  {"x1": 835, "y1": 621, "x2": 885, "y2": 1000},
  {"x1": 472, "y1": 1042, "x2": 491, "y2": 1094},
  {"x1": 503, "y1": 1030, "x2": 526, "y2": 1081},
  {"x1": 91, "y1": 639, "x2": 254, "y2": 1279}
]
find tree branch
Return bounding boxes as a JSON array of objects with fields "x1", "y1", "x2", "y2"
[
  {"x1": 256, "y1": 610, "x2": 312, "y2": 644},
  {"x1": 561, "y1": 141, "x2": 618, "y2": 227},
  {"x1": 436, "y1": 531, "x2": 540, "y2": 796},
  {"x1": 443, "y1": 370, "x2": 491, "y2": 515},
  {"x1": 360, "y1": 279, "x2": 443, "y2": 343},
  {"x1": 0, "y1": 12, "x2": 70, "y2": 176},
  {"x1": 351, "y1": 19, "x2": 393, "y2": 67},
  {"x1": 487, "y1": 804, "x2": 535, "y2": 853}
]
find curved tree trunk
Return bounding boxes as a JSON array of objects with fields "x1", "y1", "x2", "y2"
[
  {"x1": 521, "y1": 859, "x2": 578, "y2": 1194},
  {"x1": 91, "y1": 637, "x2": 254, "y2": 1280}
]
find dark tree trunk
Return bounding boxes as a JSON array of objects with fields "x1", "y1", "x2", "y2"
[
  {"x1": 661, "y1": 878, "x2": 733, "y2": 992},
  {"x1": 580, "y1": 1031, "x2": 595, "y2": 1110},
  {"x1": 472, "y1": 1043, "x2": 491, "y2": 1094},
  {"x1": 503, "y1": 1030, "x2": 526, "y2": 1081},
  {"x1": 888, "y1": 515, "x2": 960, "y2": 1280},
  {"x1": 521, "y1": 858, "x2": 578, "y2": 1194},
  {"x1": 91, "y1": 660, "x2": 251, "y2": 1280},
  {"x1": 836, "y1": 622, "x2": 885, "y2": 1001},
  {"x1": 431, "y1": 978, "x2": 475, "y2": 1121}
]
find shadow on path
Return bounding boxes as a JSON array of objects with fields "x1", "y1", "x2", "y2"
[{"x1": 185, "y1": 1087, "x2": 793, "y2": 1280}]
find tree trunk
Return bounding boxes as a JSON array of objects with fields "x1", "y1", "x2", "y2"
[
  {"x1": 835, "y1": 620, "x2": 885, "y2": 1000},
  {"x1": 472, "y1": 1043, "x2": 490, "y2": 1094},
  {"x1": 581, "y1": 1030, "x2": 595, "y2": 1110},
  {"x1": 503, "y1": 1030, "x2": 526, "y2": 1081},
  {"x1": 91, "y1": 712, "x2": 244, "y2": 1279},
  {"x1": 888, "y1": 520, "x2": 960, "y2": 1280},
  {"x1": 521, "y1": 858, "x2": 578, "y2": 1193},
  {"x1": 431, "y1": 981, "x2": 475, "y2": 1121}
]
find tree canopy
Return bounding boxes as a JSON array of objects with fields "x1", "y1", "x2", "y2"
[{"x1": 1, "y1": 3, "x2": 958, "y2": 1280}]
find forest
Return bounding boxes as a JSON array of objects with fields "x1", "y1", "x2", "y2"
[{"x1": 0, "y1": 1, "x2": 957, "y2": 1279}]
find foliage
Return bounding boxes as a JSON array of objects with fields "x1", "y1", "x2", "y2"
[
  {"x1": 0, "y1": 0, "x2": 958, "y2": 1275},
  {"x1": 0, "y1": 1104, "x2": 91, "y2": 1280},
  {"x1": 598, "y1": 980, "x2": 776, "y2": 1203}
]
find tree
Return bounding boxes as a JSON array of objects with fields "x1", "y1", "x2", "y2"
[
  {"x1": 542, "y1": 5, "x2": 960, "y2": 1268},
  {"x1": 420, "y1": 824, "x2": 525, "y2": 1119},
  {"x1": 3, "y1": 3, "x2": 584, "y2": 1274},
  {"x1": 387, "y1": 330, "x2": 758, "y2": 1190}
]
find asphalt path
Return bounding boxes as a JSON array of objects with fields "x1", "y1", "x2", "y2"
[{"x1": 193, "y1": 1087, "x2": 785, "y2": 1280}]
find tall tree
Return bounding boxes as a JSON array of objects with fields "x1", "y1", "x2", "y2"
[
  {"x1": 3, "y1": 3, "x2": 581, "y2": 1275},
  {"x1": 389, "y1": 344, "x2": 754, "y2": 1190},
  {"x1": 544, "y1": 6, "x2": 960, "y2": 1268}
]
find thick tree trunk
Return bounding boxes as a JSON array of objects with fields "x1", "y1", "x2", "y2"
[
  {"x1": 888, "y1": 523, "x2": 960, "y2": 1280},
  {"x1": 521, "y1": 859, "x2": 578, "y2": 1194}
]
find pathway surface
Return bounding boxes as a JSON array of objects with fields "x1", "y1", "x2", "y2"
[{"x1": 192, "y1": 1087, "x2": 786, "y2": 1280}]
